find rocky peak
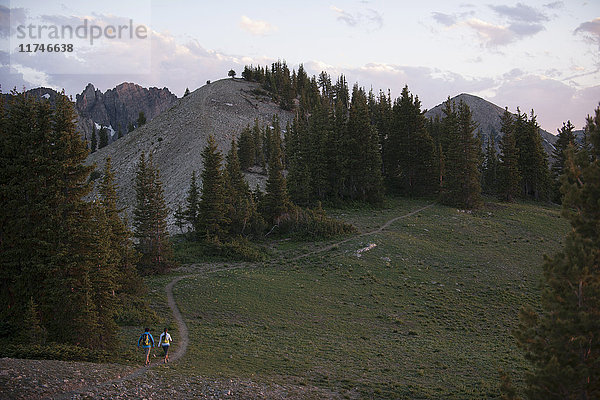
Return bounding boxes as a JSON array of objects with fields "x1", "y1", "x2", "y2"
[{"x1": 75, "y1": 82, "x2": 179, "y2": 143}]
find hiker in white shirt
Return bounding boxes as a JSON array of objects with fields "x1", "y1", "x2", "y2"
[{"x1": 158, "y1": 327, "x2": 173, "y2": 363}]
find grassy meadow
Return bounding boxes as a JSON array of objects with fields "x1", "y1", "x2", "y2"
[{"x1": 139, "y1": 197, "x2": 568, "y2": 399}]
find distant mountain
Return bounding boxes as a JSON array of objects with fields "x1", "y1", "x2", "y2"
[
  {"x1": 425, "y1": 93, "x2": 557, "y2": 156},
  {"x1": 86, "y1": 78, "x2": 294, "y2": 230},
  {"x1": 76, "y1": 82, "x2": 178, "y2": 144}
]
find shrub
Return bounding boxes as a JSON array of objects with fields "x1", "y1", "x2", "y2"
[
  {"x1": 220, "y1": 237, "x2": 266, "y2": 261},
  {"x1": 274, "y1": 203, "x2": 356, "y2": 239},
  {"x1": 173, "y1": 236, "x2": 267, "y2": 263},
  {"x1": 114, "y1": 296, "x2": 159, "y2": 326},
  {"x1": 88, "y1": 169, "x2": 102, "y2": 182}
]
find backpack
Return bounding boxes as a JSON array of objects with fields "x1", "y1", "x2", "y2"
[{"x1": 142, "y1": 333, "x2": 150, "y2": 346}]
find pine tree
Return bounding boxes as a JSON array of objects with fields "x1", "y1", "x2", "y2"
[
  {"x1": 372, "y1": 90, "x2": 392, "y2": 174},
  {"x1": 252, "y1": 119, "x2": 263, "y2": 168},
  {"x1": 342, "y1": 84, "x2": 384, "y2": 203},
  {"x1": 551, "y1": 120, "x2": 576, "y2": 203},
  {"x1": 514, "y1": 105, "x2": 600, "y2": 399},
  {"x1": 434, "y1": 142, "x2": 445, "y2": 190},
  {"x1": 133, "y1": 153, "x2": 172, "y2": 274},
  {"x1": 386, "y1": 86, "x2": 436, "y2": 196},
  {"x1": 91, "y1": 124, "x2": 97, "y2": 152},
  {"x1": 88, "y1": 201, "x2": 118, "y2": 343},
  {"x1": 43, "y1": 92, "x2": 104, "y2": 346},
  {"x1": 225, "y1": 138, "x2": 255, "y2": 235},
  {"x1": 497, "y1": 109, "x2": 521, "y2": 202},
  {"x1": 98, "y1": 157, "x2": 144, "y2": 308},
  {"x1": 440, "y1": 100, "x2": 482, "y2": 208},
  {"x1": 238, "y1": 125, "x2": 255, "y2": 171},
  {"x1": 184, "y1": 171, "x2": 200, "y2": 233},
  {"x1": 137, "y1": 111, "x2": 147, "y2": 127},
  {"x1": 147, "y1": 158, "x2": 172, "y2": 273},
  {"x1": 263, "y1": 117, "x2": 290, "y2": 223},
  {"x1": 184, "y1": 88, "x2": 191, "y2": 97},
  {"x1": 0, "y1": 91, "x2": 123, "y2": 348},
  {"x1": 482, "y1": 134, "x2": 498, "y2": 194},
  {"x1": 327, "y1": 90, "x2": 348, "y2": 200},
  {"x1": 22, "y1": 297, "x2": 47, "y2": 345},
  {"x1": 261, "y1": 125, "x2": 271, "y2": 169},
  {"x1": 98, "y1": 125, "x2": 109, "y2": 149},
  {"x1": 286, "y1": 116, "x2": 312, "y2": 205},
  {"x1": 306, "y1": 101, "x2": 331, "y2": 200},
  {"x1": 514, "y1": 109, "x2": 550, "y2": 201},
  {"x1": 174, "y1": 204, "x2": 186, "y2": 234},
  {"x1": 1, "y1": 90, "x2": 45, "y2": 334},
  {"x1": 198, "y1": 135, "x2": 229, "y2": 239}
]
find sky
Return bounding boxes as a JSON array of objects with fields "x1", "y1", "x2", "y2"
[{"x1": 1, "y1": 0, "x2": 599, "y2": 132}]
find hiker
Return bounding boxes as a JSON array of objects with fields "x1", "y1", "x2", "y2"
[
  {"x1": 158, "y1": 327, "x2": 173, "y2": 363},
  {"x1": 137, "y1": 327, "x2": 155, "y2": 365}
]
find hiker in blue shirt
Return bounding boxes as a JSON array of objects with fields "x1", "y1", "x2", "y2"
[{"x1": 137, "y1": 327, "x2": 155, "y2": 365}]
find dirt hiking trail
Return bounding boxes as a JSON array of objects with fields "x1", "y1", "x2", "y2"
[{"x1": 45, "y1": 203, "x2": 433, "y2": 399}]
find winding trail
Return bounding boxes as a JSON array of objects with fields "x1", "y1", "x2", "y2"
[
  {"x1": 51, "y1": 276, "x2": 192, "y2": 400},
  {"x1": 164, "y1": 275, "x2": 190, "y2": 363},
  {"x1": 292, "y1": 203, "x2": 434, "y2": 261},
  {"x1": 52, "y1": 203, "x2": 433, "y2": 398}
]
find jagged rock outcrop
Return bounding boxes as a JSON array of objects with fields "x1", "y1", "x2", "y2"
[
  {"x1": 86, "y1": 78, "x2": 294, "y2": 231},
  {"x1": 76, "y1": 82, "x2": 178, "y2": 143},
  {"x1": 425, "y1": 93, "x2": 557, "y2": 155}
]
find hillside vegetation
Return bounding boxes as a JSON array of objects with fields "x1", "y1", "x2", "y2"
[{"x1": 141, "y1": 197, "x2": 568, "y2": 399}]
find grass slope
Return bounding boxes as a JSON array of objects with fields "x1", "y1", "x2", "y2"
[{"x1": 145, "y1": 198, "x2": 568, "y2": 399}]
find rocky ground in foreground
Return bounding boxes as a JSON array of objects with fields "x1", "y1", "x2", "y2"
[
  {"x1": 0, "y1": 358, "x2": 134, "y2": 399},
  {"x1": 0, "y1": 358, "x2": 342, "y2": 400}
]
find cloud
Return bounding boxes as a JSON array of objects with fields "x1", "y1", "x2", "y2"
[
  {"x1": 2, "y1": 19, "x2": 273, "y2": 100},
  {"x1": 503, "y1": 68, "x2": 524, "y2": 79},
  {"x1": 432, "y1": 12, "x2": 456, "y2": 27},
  {"x1": 365, "y1": 8, "x2": 383, "y2": 29},
  {"x1": 239, "y1": 16, "x2": 278, "y2": 36},
  {"x1": 490, "y1": 74, "x2": 600, "y2": 130},
  {"x1": 508, "y1": 22, "x2": 545, "y2": 36},
  {"x1": 476, "y1": 3, "x2": 549, "y2": 45},
  {"x1": 489, "y1": 3, "x2": 548, "y2": 23},
  {"x1": 464, "y1": 16, "x2": 546, "y2": 47},
  {"x1": 0, "y1": 5, "x2": 27, "y2": 38},
  {"x1": 433, "y1": 4, "x2": 546, "y2": 46},
  {"x1": 543, "y1": 1, "x2": 564, "y2": 9},
  {"x1": 575, "y1": 18, "x2": 600, "y2": 48},
  {"x1": 330, "y1": 6, "x2": 383, "y2": 30},
  {"x1": 7, "y1": 13, "x2": 152, "y2": 76},
  {"x1": 465, "y1": 19, "x2": 515, "y2": 46},
  {"x1": 330, "y1": 6, "x2": 357, "y2": 26}
]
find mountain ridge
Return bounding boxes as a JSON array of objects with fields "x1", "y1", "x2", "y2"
[{"x1": 424, "y1": 93, "x2": 557, "y2": 155}]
